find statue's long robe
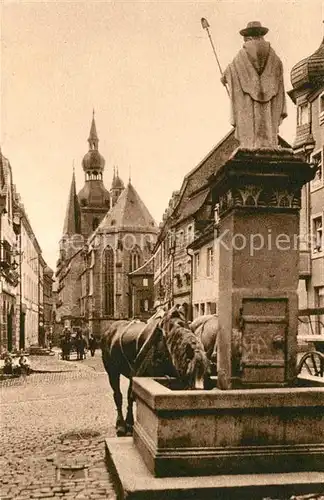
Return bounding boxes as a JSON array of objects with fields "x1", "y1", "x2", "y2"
[{"x1": 224, "y1": 40, "x2": 287, "y2": 149}]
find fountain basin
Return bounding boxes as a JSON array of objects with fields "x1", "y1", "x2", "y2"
[{"x1": 132, "y1": 376, "x2": 324, "y2": 477}]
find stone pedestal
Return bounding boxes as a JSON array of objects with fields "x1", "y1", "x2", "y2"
[
  {"x1": 211, "y1": 148, "x2": 315, "y2": 388},
  {"x1": 106, "y1": 149, "x2": 323, "y2": 499},
  {"x1": 106, "y1": 437, "x2": 324, "y2": 500}
]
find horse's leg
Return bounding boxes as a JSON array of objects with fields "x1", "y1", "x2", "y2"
[
  {"x1": 125, "y1": 379, "x2": 134, "y2": 435},
  {"x1": 107, "y1": 368, "x2": 126, "y2": 436}
]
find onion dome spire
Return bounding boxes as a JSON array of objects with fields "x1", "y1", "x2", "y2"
[
  {"x1": 88, "y1": 109, "x2": 99, "y2": 151},
  {"x1": 290, "y1": 35, "x2": 324, "y2": 93},
  {"x1": 82, "y1": 112, "x2": 105, "y2": 179}
]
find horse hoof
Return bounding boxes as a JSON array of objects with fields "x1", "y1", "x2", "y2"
[
  {"x1": 116, "y1": 426, "x2": 126, "y2": 437},
  {"x1": 126, "y1": 426, "x2": 133, "y2": 436}
]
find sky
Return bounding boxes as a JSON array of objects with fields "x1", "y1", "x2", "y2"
[{"x1": 1, "y1": 0, "x2": 323, "y2": 270}]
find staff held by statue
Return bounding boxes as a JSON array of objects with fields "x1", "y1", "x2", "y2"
[{"x1": 201, "y1": 17, "x2": 230, "y2": 97}]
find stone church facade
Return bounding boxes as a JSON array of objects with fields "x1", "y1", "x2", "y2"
[{"x1": 55, "y1": 114, "x2": 157, "y2": 336}]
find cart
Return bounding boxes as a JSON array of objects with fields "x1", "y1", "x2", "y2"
[{"x1": 297, "y1": 307, "x2": 324, "y2": 377}]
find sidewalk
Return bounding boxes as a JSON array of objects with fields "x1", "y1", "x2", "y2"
[
  {"x1": 30, "y1": 350, "x2": 84, "y2": 373},
  {"x1": 0, "y1": 348, "x2": 89, "y2": 374}
]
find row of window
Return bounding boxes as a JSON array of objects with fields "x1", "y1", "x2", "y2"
[
  {"x1": 176, "y1": 225, "x2": 194, "y2": 249},
  {"x1": 193, "y1": 247, "x2": 214, "y2": 280},
  {"x1": 155, "y1": 225, "x2": 195, "y2": 270},
  {"x1": 23, "y1": 274, "x2": 38, "y2": 303},
  {"x1": 193, "y1": 302, "x2": 217, "y2": 318}
]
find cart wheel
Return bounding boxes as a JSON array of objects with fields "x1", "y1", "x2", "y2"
[{"x1": 297, "y1": 351, "x2": 324, "y2": 377}]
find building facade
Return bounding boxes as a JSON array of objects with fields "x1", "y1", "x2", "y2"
[
  {"x1": 0, "y1": 152, "x2": 52, "y2": 352},
  {"x1": 188, "y1": 223, "x2": 219, "y2": 319},
  {"x1": 128, "y1": 256, "x2": 154, "y2": 320},
  {"x1": 15, "y1": 200, "x2": 48, "y2": 348},
  {"x1": 0, "y1": 152, "x2": 19, "y2": 353},
  {"x1": 288, "y1": 34, "x2": 324, "y2": 333}
]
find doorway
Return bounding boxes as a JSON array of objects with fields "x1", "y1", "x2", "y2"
[
  {"x1": 7, "y1": 305, "x2": 14, "y2": 352},
  {"x1": 19, "y1": 311, "x2": 26, "y2": 350}
]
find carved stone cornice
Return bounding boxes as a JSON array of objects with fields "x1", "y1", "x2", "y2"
[{"x1": 211, "y1": 148, "x2": 316, "y2": 218}]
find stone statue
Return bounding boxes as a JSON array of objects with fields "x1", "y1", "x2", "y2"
[{"x1": 221, "y1": 21, "x2": 287, "y2": 149}]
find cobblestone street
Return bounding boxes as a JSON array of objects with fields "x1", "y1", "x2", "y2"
[
  {"x1": 0, "y1": 352, "x2": 124, "y2": 500},
  {"x1": 1, "y1": 352, "x2": 323, "y2": 500}
]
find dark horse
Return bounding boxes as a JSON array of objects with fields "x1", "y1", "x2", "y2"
[
  {"x1": 190, "y1": 314, "x2": 219, "y2": 374},
  {"x1": 101, "y1": 306, "x2": 210, "y2": 436}
]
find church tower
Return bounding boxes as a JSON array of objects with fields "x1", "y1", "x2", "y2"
[
  {"x1": 60, "y1": 168, "x2": 81, "y2": 261},
  {"x1": 77, "y1": 112, "x2": 110, "y2": 238},
  {"x1": 110, "y1": 167, "x2": 125, "y2": 207}
]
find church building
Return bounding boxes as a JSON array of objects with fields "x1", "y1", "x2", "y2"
[{"x1": 55, "y1": 114, "x2": 158, "y2": 335}]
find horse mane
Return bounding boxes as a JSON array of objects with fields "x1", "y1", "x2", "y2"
[{"x1": 164, "y1": 320, "x2": 210, "y2": 387}]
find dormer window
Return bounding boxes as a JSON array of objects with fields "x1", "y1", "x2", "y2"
[{"x1": 297, "y1": 103, "x2": 309, "y2": 126}]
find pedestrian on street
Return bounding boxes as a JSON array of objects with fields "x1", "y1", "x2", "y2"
[
  {"x1": 76, "y1": 333, "x2": 87, "y2": 360},
  {"x1": 3, "y1": 353, "x2": 13, "y2": 375},
  {"x1": 89, "y1": 335, "x2": 97, "y2": 357},
  {"x1": 19, "y1": 352, "x2": 31, "y2": 376}
]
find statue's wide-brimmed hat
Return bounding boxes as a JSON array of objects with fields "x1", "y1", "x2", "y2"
[{"x1": 240, "y1": 21, "x2": 269, "y2": 37}]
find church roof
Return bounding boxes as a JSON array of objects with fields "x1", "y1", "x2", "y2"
[
  {"x1": 63, "y1": 170, "x2": 81, "y2": 236},
  {"x1": 290, "y1": 36, "x2": 324, "y2": 90},
  {"x1": 91, "y1": 181, "x2": 157, "y2": 236}
]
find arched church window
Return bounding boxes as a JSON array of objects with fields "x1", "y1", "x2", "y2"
[
  {"x1": 92, "y1": 218, "x2": 99, "y2": 231},
  {"x1": 129, "y1": 248, "x2": 141, "y2": 272},
  {"x1": 103, "y1": 246, "x2": 114, "y2": 316}
]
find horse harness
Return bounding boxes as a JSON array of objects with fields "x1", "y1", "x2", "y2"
[
  {"x1": 116, "y1": 318, "x2": 164, "y2": 377},
  {"x1": 114, "y1": 320, "x2": 141, "y2": 375}
]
